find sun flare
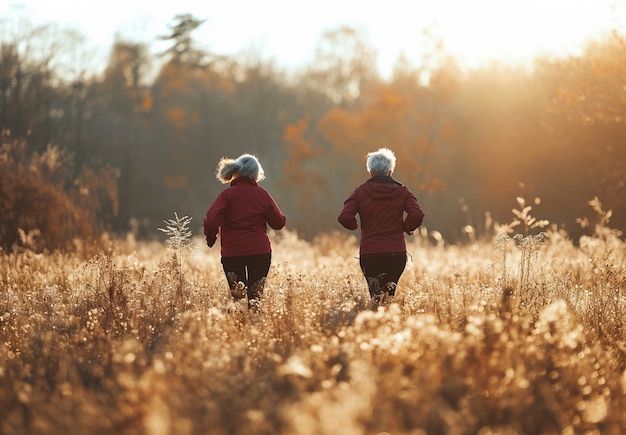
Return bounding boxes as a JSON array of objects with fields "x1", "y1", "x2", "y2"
[{"x1": 390, "y1": 0, "x2": 618, "y2": 69}]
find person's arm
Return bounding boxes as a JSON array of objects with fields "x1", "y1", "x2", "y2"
[
  {"x1": 338, "y1": 192, "x2": 359, "y2": 230},
  {"x1": 403, "y1": 191, "x2": 425, "y2": 234},
  {"x1": 203, "y1": 192, "x2": 227, "y2": 247},
  {"x1": 265, "y1": 192, "x2": 287, "y2": 230}
]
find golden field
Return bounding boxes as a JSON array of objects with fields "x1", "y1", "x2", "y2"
[{"x1": 1, "y1": 208, "x2": 625, "y2": 435}]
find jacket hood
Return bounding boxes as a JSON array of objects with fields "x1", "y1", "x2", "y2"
[{"x1": 363, "y1": 175, "x2": 405, "y2": 200}]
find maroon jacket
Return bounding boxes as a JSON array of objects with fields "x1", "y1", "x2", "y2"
[
  {"x1": 338, "y1": 176, "x2": 424, "y2": 255},
  {"x1": 204, "y1": 177, "x2": 286, "y2": 257}
]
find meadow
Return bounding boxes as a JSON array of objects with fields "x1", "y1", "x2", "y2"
[{"x1": 1, "y1": 202, "x2": 625, "y2": 435}]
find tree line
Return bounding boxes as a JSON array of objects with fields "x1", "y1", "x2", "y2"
[{"x1": 1, "y1": 14, "x2": 624, "y2": 251}]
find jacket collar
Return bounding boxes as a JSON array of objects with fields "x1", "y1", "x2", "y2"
[
  {"x1": 367, "y1": 175, "x2": 398, "y2": 184},
  {"x1": 231, "y1": 177, "x2": 258, "y2": 186}
]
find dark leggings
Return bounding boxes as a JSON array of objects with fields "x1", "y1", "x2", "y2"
[
  {"x1": 359, "y1": 252, "x2": 407, "y2": 298},
  {"x1": 221, "y1": 253, "x2": 271, "y2": 303}
]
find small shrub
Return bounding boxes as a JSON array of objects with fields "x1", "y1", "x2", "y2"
[{"x1": 0, "y1": 131, "x2": 118, "y2": 252}]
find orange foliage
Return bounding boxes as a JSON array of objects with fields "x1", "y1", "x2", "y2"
[
  {"x1": 0, "y1": 134, "x2": 117, "y2": 251},
  {"x1": 159, "y1": 62, "x2": 195, "y2": 97},
  {"x1": 282, "y1": 116, "x2": 324, "y2": 183},
  {"x1": 536, "y1": 32, "x2": 626, "y2": 223},
  {"x1": 166, "y1": 107, "x2": 194, "y2": 132},
  {"x1": 318, "y1": 83, "x2": 447, "y2": 192},
  {"x1": 141, "y1": 93, "x2": 154, "y2": 112},
  {"x1": 163, "y1": 175, "x2": 189, "y2": 188},
  {"x1": 201, "y1": 67, "x2": 237, "y2": 94},
  {"x1": 280, "y1": 116, "x2": 330, "y2": 228},
  {"x1": 545, "y1": 32, "x2": 626, "y2": 126}
]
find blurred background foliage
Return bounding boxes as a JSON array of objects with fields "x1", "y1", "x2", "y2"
[{"x1": 1, "y1": 14, "x2": 625, "y2": 251}]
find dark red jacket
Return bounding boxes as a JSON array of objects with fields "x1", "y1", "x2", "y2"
[
  {"x1": 338, "y1": 176, "x2": 424, "y2": 255},
  {"x1": 204, "y1": 177, "x2": 286, "y2": 257}
]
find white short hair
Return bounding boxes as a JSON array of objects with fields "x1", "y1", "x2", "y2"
[
  {"x1": 216, "y1": 153, "x2": 265, "y2": 183},
  {"x1": 366, "y1": 148, "x2": 396, "y2": 175}
]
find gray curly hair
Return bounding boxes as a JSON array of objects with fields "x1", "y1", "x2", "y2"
[
  {"x1": 366, "y1": 148, "x2": 396, "y2": 176},
  {"x1": 216, "y1": 153, "x2": 265, "y2": 183}
]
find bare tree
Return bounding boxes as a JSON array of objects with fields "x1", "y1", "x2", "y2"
[{"x1": 302, "y1": 26, "x2": 379, "y2": 105}]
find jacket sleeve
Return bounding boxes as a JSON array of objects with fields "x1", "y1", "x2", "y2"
[
  {"x1": 203, "y1": 192, "x2": 227, "y2": 247},
  {"x1": 403, "y1": 190, "x2": 425, "y2": 234},
  {"x1": 338, "y1": 191, "x2": 359, "y2": 230},
  {"x1": 265, "y1": 192, "x2": 287, "y2": 230}
]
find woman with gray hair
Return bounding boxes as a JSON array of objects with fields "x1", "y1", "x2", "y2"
[
  {"x1": 338, "y1": 148, "x2": 425, "y2": 308},
  {"x1": 204, "y1": 153, "x2": 286, "y2": 310}
]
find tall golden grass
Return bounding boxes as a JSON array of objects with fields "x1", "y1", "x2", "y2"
[{"x1": 1, "y1": 203, "x2": 625, "y2": 434}]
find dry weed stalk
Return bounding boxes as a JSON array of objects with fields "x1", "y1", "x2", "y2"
[
  {"x1": 494, "y1": 197, "x2": 549, "y2": 314},
  {"x1": 158, "y1": 212, "x2": 196, "y2": 308}
]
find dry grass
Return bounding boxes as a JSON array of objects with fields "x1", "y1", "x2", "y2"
[{"x1": 1, "y1": 221, "x2": 626, "y2": 435}]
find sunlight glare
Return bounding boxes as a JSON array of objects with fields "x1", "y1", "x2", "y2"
[
  {"x1": 0, "y1": 0, "x2": 621, "y2": 76},
  {"x1": 426, "y1": 0, "x2": 616, "y2": 68}
]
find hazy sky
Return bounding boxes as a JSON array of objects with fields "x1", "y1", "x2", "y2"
[{"x1": 1, "y1": 0, "x2": 624, "y2": 77}]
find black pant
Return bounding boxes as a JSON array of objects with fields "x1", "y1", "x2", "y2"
[
  {"x1": 359, "y1": 252, "x2": 407, "y2": 298},
  {"x1": 221, "y1": 253, "x2": 271, "y2": 303}
]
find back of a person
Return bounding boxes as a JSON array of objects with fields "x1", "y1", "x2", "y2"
[
  {"x1": 221, "y1": 180, "x2": 272, "y2": 256},
  {"x1": 337, "y1": 147, "x2": 425, "y2": 308},
  {"x1": 355, "y1": 178, "x2": 408, "y2": 254},
  {"x1": 203, "y1": 153, "x2": 286, "y2": 310}
]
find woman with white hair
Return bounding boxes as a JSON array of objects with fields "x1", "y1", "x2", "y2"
[
  {"x1": 338, "y1": 148, "x2": 425, "y2": 308},
  {"x1": 204, "y1": 153, "x2": 286, "y2": 310}
]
